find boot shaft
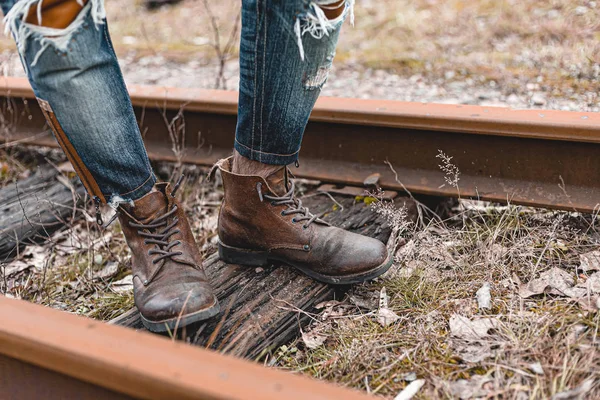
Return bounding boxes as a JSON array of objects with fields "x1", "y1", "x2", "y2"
[
  {"x1": 216, "y1": 157, "x2": 312, "y2": 251},
  {"x1": 215, "y1": 156, "x2": 391, "y2": 285}
]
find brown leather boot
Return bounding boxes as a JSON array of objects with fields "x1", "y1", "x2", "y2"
[
  {"x1": 118, "y1": 182, "x2": 219, "y2": 332},
  {"x1": 216, "y1": 155, "x2": 393, "y2": 285}
]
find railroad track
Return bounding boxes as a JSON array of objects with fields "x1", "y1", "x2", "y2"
[
  {"x1": 1, "y1": 76, "x2": 599, "y2": 398},
  {"x1": 1, "y1": 76, "x2": 599, "y2": 213},
  {"x1": 0, "y1": 296, "x2": 369, "y2": 400}
]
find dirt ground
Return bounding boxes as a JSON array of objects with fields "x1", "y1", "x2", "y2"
[{"x1": 1, "y1": 1, "x2": 600, "y2": 399}]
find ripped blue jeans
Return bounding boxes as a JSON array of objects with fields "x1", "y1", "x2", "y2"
[{"x1": 1, "y1": 0, "x2": 350, "y2": 205}]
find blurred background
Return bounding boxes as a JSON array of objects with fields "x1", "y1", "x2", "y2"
[{"x1": 1, "y1": 0, "x2": 599, "y2": 110}]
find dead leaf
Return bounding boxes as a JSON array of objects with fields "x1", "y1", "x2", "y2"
[
  {"x1": 448, "y1": 375, "x2": 493, "y2": 399},
  {"x1": 452, "y1": 341, "x2": 497, "y2": 363},
  {"x1": 397, "y1": 262, "x2": 417, "y2": 278},
  {"x1": 21, "y1": 246, "x2": 50, "y2": 270},
  {"x1": 449, "y1": 314, "x2": 499, "y2": 340},
  {"x1": 301, "y1": 330, "x2": 327, "y2": 349},
  {"x1": 583, "y1": 272, "x2": 600, "y2": 293},
  {"x1": 377, "y1": 287, "x2": 401, "y2": 326},
  {"x1": 2, "y1": 261, "x2": 32, "y2": 278},
  {"x1": 511, "y1": 273, "x2": 522, "y2": 286},
  {"x1": 393, "y1": 379, "x2": 425, "y2": 400},
  {"x1": 520, "y1": 268, "x2": 600, "y2": 310},
  {"x1": 571, "y1": 296, "x2": 600, "y2": 312},
  {"x1": 348, "y1": 291, "x2": 378, "y2": 310},
  {"x1": 3, "y1": 246, "x2": 51, "y2": 278},
  {"x1": 528, "y1": 362, "x2": 544, "y2": 375},
  {"x1": 111, "y1": 275, "x2": 133, "y2": 293},
  {"x1": 476, "y1": 282, "x2": 491, "y2": 310},
  {"x1": 95, "y1": 261, "x2": 119, "y2": 280},
  {"x1": 550, "y1": 379, "x2": 594, "y2": 400},
  {"x1": 579, "y1": 251, "x2": 600, "y2": 273},
  {"x1": 519, "y1": 268, "x2": 578, "y2": 298},
  {"x1": 378, "y1": 308, "x2": 401, "y2": 326}
]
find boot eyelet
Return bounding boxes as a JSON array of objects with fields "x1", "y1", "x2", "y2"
[
  {"x1": 303, "y1": 244, "x2": 310, "y2": 251},
  {"x1": 281, "y1": 211, "x2": 286, "y2": 216},
  {"x1": 270, "y1": 201, "x2": 276, "y2": 206},
  {"x1": 291, "y1": 218, "x2": 297, "y2": 223},
  {"x1": 302, "y1": 225, "x2": 308, "y2": 230},
  {"x1": 143, "y1": 279, "x2": 149, "y2": 286}
]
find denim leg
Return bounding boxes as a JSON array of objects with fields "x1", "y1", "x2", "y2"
[
  {"x1": 235, "y1": 0, "x2": 351, "y2": 165},
  {"x1": 2, "y1": 0, "x2": 155, "y2": 206}
]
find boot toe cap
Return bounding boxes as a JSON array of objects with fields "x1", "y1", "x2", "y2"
[
  {"x1": 342, "y1": 236, "x2": 389, "y2": 273},
  {"x1": 136, "y1": 281, "x2": 217, "y2": 323},
  {"x1": 315, "y1": 228, "x2": 390, "y2": 276}
]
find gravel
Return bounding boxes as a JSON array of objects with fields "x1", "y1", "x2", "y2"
[{"x1": 0, "y1": 50, "x2": 597, "y2": 112}]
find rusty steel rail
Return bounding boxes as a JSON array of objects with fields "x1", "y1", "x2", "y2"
[
  {"x1": 0, "y1": 296, "x2": 369, "y2": 400},
  {"x1": 1, "y1": 76, "x2": 599, "y2": 212}
]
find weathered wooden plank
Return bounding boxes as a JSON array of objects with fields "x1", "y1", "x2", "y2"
[
  {"x1": 0, "y1": 168, "x2": 84, "y2": 262},
  {"x1": 112, "y1": 192, "x2": 417, "y2": 359}
]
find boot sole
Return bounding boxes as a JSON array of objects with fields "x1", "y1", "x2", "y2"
[
  {"x1": 140, "y1": 296, "x2": 220, "y2": 333},
  {"x1": 218, "y1": 241, "x2": 394, "y2": 285}
]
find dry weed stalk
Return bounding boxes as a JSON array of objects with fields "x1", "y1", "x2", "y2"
[
  {"x1": 201, "y1": 0, "x2": 241, "y2": 89},
  {"x1": 436, "y1": 149, "x2": 461, "y2": 195}
]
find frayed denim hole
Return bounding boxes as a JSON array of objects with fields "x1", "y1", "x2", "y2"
[
  {"x1": 3, "y1": 0, "x2": 106, "y2": 71},
  {"x1": 294, "y1": 0, "x2": 354, "y2": 60},
  {"x1": 303, "y1": 51, "x2": 336, "y2": 90}
]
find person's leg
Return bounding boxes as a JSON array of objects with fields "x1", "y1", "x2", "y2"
[
  {"x1": 2, "y1": 0, "x2": 218, "y2": 330},
  {"x1": 3, "y1": 0, "x2": 155, "y2": 206},
  {"x1": 217, "y1": 0, "x2": 393, "y2": 285},
  {"x1": 234, "y1": 0, "x2": 349, "y2": 167}
]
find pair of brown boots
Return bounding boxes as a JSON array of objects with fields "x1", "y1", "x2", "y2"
[{"x1": 118, "y1": 153, "x2": 392, "y2": 332}]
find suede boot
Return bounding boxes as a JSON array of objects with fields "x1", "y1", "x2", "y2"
[
  {"x1": 216, "y1": 154, "x2": 392, "y2": 285},
  {"x1": 118, "y1": 183, "x2": 219, "y2": 332}
]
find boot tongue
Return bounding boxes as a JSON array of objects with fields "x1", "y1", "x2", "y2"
[{"x1": 123, "y1": 187, "x2": 169, "y2": 222}]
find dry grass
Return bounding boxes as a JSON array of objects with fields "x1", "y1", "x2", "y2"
[
  {"x1": 2, "y1": 146, "x2": 600, "y2": 398},
  {"x1": 273, "y1": 193, "x2": 600, "y2": 398}
]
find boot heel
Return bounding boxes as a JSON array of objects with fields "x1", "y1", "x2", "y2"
[{"x1": 218, "y1": 241, "x2": 269, "y2": 266}]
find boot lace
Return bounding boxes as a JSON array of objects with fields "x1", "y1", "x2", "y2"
[
  {"x1": 126, "y1": 176, "x2": 187, "y2": 284},
  {"x1": 129, "y1": 206, "x2": 183, "y2": 265},
  {"x1": 257, "y1": 180, "x2": 318, "y2": 229}
]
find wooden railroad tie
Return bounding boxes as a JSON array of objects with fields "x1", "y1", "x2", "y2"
[{"x1": 0, "y1": 170, "x2": 417, "y2": 358}]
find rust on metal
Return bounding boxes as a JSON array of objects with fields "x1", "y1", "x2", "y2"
[
  {"x1": 0, "y1": 296, "x2": 369, "y2": 400},
  {"x1": 0, "y1": 76, "x2": 598, "y2": 212}
]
